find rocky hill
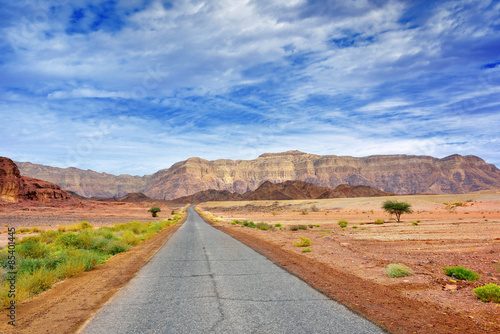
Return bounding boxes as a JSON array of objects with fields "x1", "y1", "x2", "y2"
[
  {"x1": 16, "y1": 161, "x2": 150, "y2": 198},
  {"x1": 0, "y1": 157, "x2": 74, "y2": 203},
  {"x1": 16, "y1": 151, "x2": 500, "y2": 200},
  {"x1": 172, "y1": 180, "x2": 393, "y2": 203}
]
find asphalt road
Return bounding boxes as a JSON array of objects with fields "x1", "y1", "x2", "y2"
[{"x1": 81, "y1": 206, "x2": 384, "y2": 334}]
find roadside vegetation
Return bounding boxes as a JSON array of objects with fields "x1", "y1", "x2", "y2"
[{"x1": 0, "y1": 214, "x2": 183, "y2": 309}]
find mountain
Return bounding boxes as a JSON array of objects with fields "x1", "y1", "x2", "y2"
[
  {"x1": 16, "y1": 151, "x2": 500, "y2": 200},
  {"x1": 0, "y1": 157, "x2": 75, "y2": 203},
  {"x1": 172, "y1": 180, "x2": 394, "y2": 204},
  {"x1": 16, "y1": 161, "x2": 150, "y2": 198}
]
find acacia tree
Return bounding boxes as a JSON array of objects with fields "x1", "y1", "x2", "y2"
[
  {"x1": 148, "y1": 207, "x2": 161, "y2": 217},
  {"x1": 382, "y1": 200, "x2": 412, "y2": 223}
]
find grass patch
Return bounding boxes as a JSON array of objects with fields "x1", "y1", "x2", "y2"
[
  {"x1": 0, "y1": 215, "x2": 183, "y2": 309},
  {"x1": 293, "y1": 237, "x2": 311, "y2": 247},
  {"x1": 443, "y1": 266, "x2": 480, "y2": 281},
  {"x1": 302, "y1": 248, "x2": 312, "y2": 253},
  {"x1": 473, "y1": 284, "x2": 500, "y2": 303},
  {"x1": 386, "y1": 263, "x2": 414, "y2": 278}
]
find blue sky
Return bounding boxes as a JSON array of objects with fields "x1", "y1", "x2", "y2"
[{"x1": 1, "y1": 0, "x2": 499, "y2": 175}]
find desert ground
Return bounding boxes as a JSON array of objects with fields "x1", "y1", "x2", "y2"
[{"x1": 199, "y1": 191, "x2": 500, "y2": 333}]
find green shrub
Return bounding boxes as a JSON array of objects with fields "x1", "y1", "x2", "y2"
[
  {"x1": 338, "y1": 220, "x2": 348, "y2": 228},
  {"x1": 148, "y1": 207, "x2": 161, "y2": 217},
  {"x1": 352, "y1": 226, "x2": 358, "y2": 229},
  {"x1": 443, "y1": 266, "x2": 480, "y2": 281},
  {"x1": 275, "y1": 223, "x2": 282, "y2": 227},
  {"x1": 67, "y1": 221, "x2": 93, "y2": 232},
  {"x1": 122, "y1": 230, "x2": 141, "y2": 246},
  {"x1": 374, "y1": 219, "x2": 384, "y2": 225},
  {"x1": 315, "y1": 224, "x2": 320, "y2": 227},
  {"x1": 105, "y1": 240, "x2": 131, "y2": 255},
  {"x1": 16, "y1": 241, "x2": 49, "y2": 259},
  {"x1": 255, "y1": 222, "x2": 273, "y2": 231},
  {"x1": 386, "y1": 263, "x2": 414, "y2": 278},
  {"x1": 473, "y1": 284, "x2": 500, "y2": 303},
  {"x1": 293, "y1": 237, "x2": 311, "y2": 247},
  {"x1": 298, "y1": 225, "x2": 307, "y2": 230},
  {"x1": 289, "y1": 225, "x2": 299, "y2": 231},
  {"x1": 308, "y1": 224, "x2": 314, "y2": 228},
  {"x1": 302, "y1": 248, "x2": 312, "y2": 253},
  {"x1": 231, "y1": 221, "x2": 238, "y2": 225},
  {"x1": 412, "y1": 222, "x2": 419, "y2": 226}
]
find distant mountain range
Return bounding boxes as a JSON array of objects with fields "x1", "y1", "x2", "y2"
[
  {"x1": 15, "y1": 151, "x2": 500, "y2": 200},
  {"x1": 171, "y1": 180, "x2": 394, "y2": 204}
]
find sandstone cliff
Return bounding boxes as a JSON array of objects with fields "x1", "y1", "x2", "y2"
[
  {"x1": 16, "y1": 151, "x2": 500, "y2": 200},
  {"x1": 16, "y1": 161, "x2": 150, "y2": 198},
  {"x1": 0, "y1": 157, "x2": 74, "y2": 203}
]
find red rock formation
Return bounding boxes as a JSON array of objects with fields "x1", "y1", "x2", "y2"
[
  {"x1": 0, "y1": 157, "x2": 74, "y2": 203},
  {"x1": 172, "y1": 180, "x2": 392, "y2": 203}
]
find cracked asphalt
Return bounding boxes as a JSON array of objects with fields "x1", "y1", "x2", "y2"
[{"x1": 81, "y1": 206, "x2": 384, "y2": 334}]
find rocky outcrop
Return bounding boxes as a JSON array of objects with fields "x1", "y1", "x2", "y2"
[
  {"x1": 0, "y1": 157, "x2": 23, "y2": 202},
  {"x1": 16, "y1": 151, "x2": 500, "y2": 200},
  {"x1": 0, "y1": 157, "x2": 74, "y2": 203}
]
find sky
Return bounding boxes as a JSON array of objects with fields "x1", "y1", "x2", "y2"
[{"x1": 0, "y1": 0, "x2": 499, "y2": 176}]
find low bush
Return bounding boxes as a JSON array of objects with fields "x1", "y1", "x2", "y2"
[
  {"x1": 289, "y1": 225, "x2": 299, "y2": 231},
  {"x1": 412, "y1": 222, "x2": 419, "y2": 226},
  {"x1": 274, "y1": 223, "x2": 282, "y2": 227},
  {"x1": 302, "y1": 248, "x2": 312, "y2": 253},
  {"x1": 443, "y1": 266, "x2": 480, "y2": 281},
  {"x1": 374, "y1": 219, "x2": 384, "y2": 225},
  {"x1": 293, "y1": 237, "x2": 311, "y2": 247},
  {"x1": 473, "y1": 283, "x2": 500, "y2": 303},
  {"x1": 298, "y1": 225, "x2": 307, "y2": 230},
  {"x1": 255, "y1": 222, "x2": 274, "y2": 231},
  {"x1": 386, "y1": 263, "x2": 414, "y2": 278},
  {"x1": 338, "y1": 220, "x2": 348, "y2": 228}
]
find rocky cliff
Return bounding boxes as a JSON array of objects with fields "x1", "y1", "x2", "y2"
[
  {"x1": 16, "y1": 151, "x2": 500, "y2": 200},
  {"x1": 0, "y1": 157, "x2": 74, "y2": 203},
  {"x1": 16, "y1": 161, "x2": 150, "y2": 198}
]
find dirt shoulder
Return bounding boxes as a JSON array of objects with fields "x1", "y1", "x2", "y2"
[
  {"x1": 0, "y1": 214, "x2": 186, "y2": 334},
  {"x1": 195, "y1": 201, "x2": 500, "y2": 334}
]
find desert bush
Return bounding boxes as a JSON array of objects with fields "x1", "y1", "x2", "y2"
[
  {"x1": 298, "y1": 225, "x2": 307, "y2": 230},
  {"x1": 289, "y1": 225, "x2": 299, "y2": 231},
  {"x1": 386, "y1": 263, "x2": 414, "y2": 278},
  {"x1": 412, "y1": 222, "x2": 419, "y2": 226},
  {"x1": 275, "y1": 223, "x2": 282, "y2": 227},
  {"x1": 67, "y1": 221, "x2": 93, "y2": 232},
  {"x1": 374, "y1": 219, "x2": 384, "y2": 225},
  {"x1": 338, "y1": 220, "x2": 348, "y2": 228},
  {"x1": 473, "y1": 283, "x2": 500, "y2": 303},
  {"x1": 57, "y1": 225, "x2": 67, "y2": 232},
  {"x1": 352, "y1": 226, "x2": 358, "y2": 229},
  {"x1": 32, "y1": 226, "x2": 41, "y2": 233},
  {"x1": 310, "y1": 204, "x2": 319, "y2": 212},
  {"x1": 443, "y1": 266, "x2": 480, "y2": 281},
  {"x1": 302, "y1": 248, "x2": 312, "y2": 253},
  {"x1": 315, "y1": 224, "x2": 320, "y2": 227},
  {"x1": 293, "y1": 237, "x2": 311, "y2": 247},
  {"x1": 105, "y1": 240, "x2": 131, "y2": 255},
  {"x1": 231, "y1": 221, "x2": 238, "y2": 225},
  {"x1": 122, "y1": 230, "x2": 141, "y2": 245},
  {"x1": 308, "y1": 224, "x2": 314, "y2": 228},
  {"x1": 255, "y1": 222, "x2": 274, "y2": 231},
  {"x1": 301, "y1": 209, "x2": 308, "y2": 215}
]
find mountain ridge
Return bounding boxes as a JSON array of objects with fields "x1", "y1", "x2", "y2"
[{"x1": 15, "y1": 151, "x2": 500, "y2": 200}]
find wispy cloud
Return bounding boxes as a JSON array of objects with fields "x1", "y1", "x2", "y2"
[{"x1": 1, "y1": 0, "x2": 499, "y2": 175}]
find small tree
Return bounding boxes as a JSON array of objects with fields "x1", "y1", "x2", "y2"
[
  {"x1": 148, "y1": 207, "x2": 161, "y2": 217},
  {"x1": 382, "y1": 200, "x2": 412, "y2": 223}
]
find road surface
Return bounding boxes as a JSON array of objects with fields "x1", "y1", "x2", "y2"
[{"x1": 81, "y1": 206, "x2": 384, "y2": 333}]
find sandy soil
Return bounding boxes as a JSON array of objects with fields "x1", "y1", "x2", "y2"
[
  {"x1": 0, "y1": 203, "x2": 186, "y2": 334},
  {"x1": 198, "y1": 191, "x2": 500, "y2": 333}
]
